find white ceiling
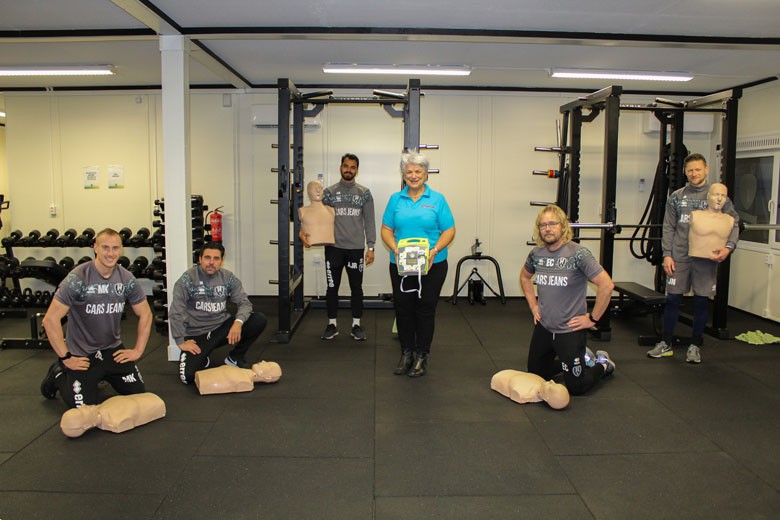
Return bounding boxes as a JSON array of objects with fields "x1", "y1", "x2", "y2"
[{"x1": 1, "y1": 0, "x2": 779, "y2": 98}]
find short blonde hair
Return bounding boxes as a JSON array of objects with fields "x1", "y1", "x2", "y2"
[{"x1": 532, "y1": 205, "x2": 573, "y2": 247}]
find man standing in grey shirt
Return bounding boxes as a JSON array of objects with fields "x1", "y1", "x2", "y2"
[
  {"x1": 40, "y1": 228, "x2": 153, "y2": 408},
  {"x1": 169, "y1": 242, "x2": 267, "y2": 384},
  {"x1": 302, "y1": 153, "x2": 376, "y2": 341},
  {"x1": 520, "y1": 205, "x2": 616, "y2": 396}
]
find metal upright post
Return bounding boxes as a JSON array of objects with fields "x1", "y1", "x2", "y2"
[
  {"x1": 404, "y1": 79, "x2": 421, "y2": 151},
  {"x1": 711, "y1": 91, "x2": 741, "y2": 337},
  {"x1": 567, "y1": 108, "x2": 583, "y2": 231},
  {"x1": 276, "y1": 78, "x2": 294, "y2": 341},
  {"x1": 292, "y1": 100, "x2": 306, "y2": 312}
]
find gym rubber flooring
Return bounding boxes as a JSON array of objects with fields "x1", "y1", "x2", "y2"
[{"x1": 1, "y1": 298, "x2": 780, "y2": 519}]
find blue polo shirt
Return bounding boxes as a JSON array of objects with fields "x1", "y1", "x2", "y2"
[{"x1": 382, "y1": 185, "x2": 455, "y2": 264}]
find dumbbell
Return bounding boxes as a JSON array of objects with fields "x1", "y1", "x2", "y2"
[
  {"x1": 128, "y1": 256, "x2": 149, "y2": 277},
  {"x1": 34, "y1": 290, "x2": 43, "y2": 306},
  {"x1": 40, "y1": 290, "x2": 52, "y2": 307},
  {"x1": 128, "y1": 228, "x2": 151, "y2": 247},
  {"x1": 59, "y1": 256, "x2": 75, "y2": 271},
  {"x1": 152, "y1": 285, "x2": 166, "y2": 300},
  {"x1": 117, "y1": 256, "x2": 131, "y2": 269},
  {"x1": 2, "y1": 230, "x2": 23, "y2": 247},
  {"x1": 10, "y1": 288, "x2": 23, "y2": 307},
  {"x1": 56, "y1": 228, "x2": 78, "y2": 247},
  {"x1": 75, "y1": 228, "x2": 95, "y2": 247},
  {"x1": 22, "y1": 287, "x2": 35, "y2": 306},
  {"x1": 77, "y1": 256, "x2": 92, "y2": 265},
  {"x1": 118, "y1": 227, "x2": 133, "y2": 246},
  {"x1": 0, "y1": 287, "x2": 12, "y2": 307},
  {"x1": 19, "y1": 230, "x2": 42, "y2": 247},
  {"x1": 38, "y1": 228, "x2": 60, "y2": 247},
  {"x1": 153, "y1": 300, "x2": 167, "y2": 312}
]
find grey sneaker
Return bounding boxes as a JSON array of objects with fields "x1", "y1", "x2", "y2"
[
  {"x1": 321, "y1": 323, "x2": 338, "y2": 340},
  {"x1": 595, "y1": 350, "x2": 616, "y2": 377},
  {"x1": 584, "y1": 347, "x2": 596, "y2": 368},
  {"x1": 686, "y1": 345, "x2": 701, "y2": 364},
  {"x1": 647, "y1": 341, "x2": 673, "y2": 358},
  {"x1": 224, "y1": 355, "x2": 246, "y2": 369},
  {"x1": 350, "y1": 324, "x2": 367, "y2": 341}
]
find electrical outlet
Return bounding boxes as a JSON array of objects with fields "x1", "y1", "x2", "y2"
[{"x1": 49, "y1": 203, "x2": 57, "y2": 216}]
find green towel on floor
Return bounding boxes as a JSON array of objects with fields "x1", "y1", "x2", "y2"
[{"x1": 735, "y1": 330, "x2": 780, "y2": 345}]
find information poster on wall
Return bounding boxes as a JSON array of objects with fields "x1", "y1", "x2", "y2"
[
  {"x1": 83, "y1": 166, "x2": 100, "y2": 189},
  {"x1": 108, "y1": 165, "x2": 125, "y2": 189}
]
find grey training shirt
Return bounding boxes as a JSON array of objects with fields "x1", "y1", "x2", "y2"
[
  {"x1": 54, "y1": 261, "x2": 146, "y2": 356},
  {"x1": 524, "y1": 242, "x2": 604, "y2": 334}
]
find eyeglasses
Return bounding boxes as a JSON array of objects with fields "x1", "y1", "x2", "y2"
[{"x1": 538, "y1": 221, "x2": 561, "y2": 230}]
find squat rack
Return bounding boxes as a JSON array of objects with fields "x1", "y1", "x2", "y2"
[
  {"x1": 535, "y1": 85, "x2": 741, "y2": 340},
  {"x1": 272, "y1": 78, "x2": 422, "y2": 342}
]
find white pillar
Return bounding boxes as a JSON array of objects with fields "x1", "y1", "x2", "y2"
[{"x1": 160, "y1": 35, "x2": 192, "y2": 361}]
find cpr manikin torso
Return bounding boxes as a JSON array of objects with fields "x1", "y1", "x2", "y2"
[
  {"x1": 689, "y1": 183, "x2": 734, "y2": 259},
  {"x1": 195, "y1": 361, "x2": 282, "y2": 395},
  {"x1": 491, "y1": 369, "x2": 570, "y2": 410},
  {"x1": 60, "y1": 392, "x2": 166, "y2": 438},
  {"x1": 299, "y1": 180, "x2": 335, "y2": 246}
]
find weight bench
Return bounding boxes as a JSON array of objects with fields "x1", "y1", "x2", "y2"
[{"x1": 612, "y1": 281, "x2": 665, "y2": 345}]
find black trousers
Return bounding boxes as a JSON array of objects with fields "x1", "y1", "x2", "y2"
[
  {"x1": 56, "y1": 344, "x2": 146, "y2": 408},
  {"x1": 324, "y1": 246, "x2": 365, "y2": 320},
  {"x1": 389, "y1": 260, "x2": 448, "y2": 354},
  {"x1": 178, "y1": 312, "x2": 267, "y2": 384},
  {"x1": 527, "y1": 323, "x2": 605, "y2": 396}
]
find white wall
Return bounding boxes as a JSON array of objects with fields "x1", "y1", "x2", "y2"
[
  {"x1": 5, "y1": 84, "x2": 777, "y2": 312},
  {"x1": 729, "y1": 80, "x2": 780, "y2": 319}
]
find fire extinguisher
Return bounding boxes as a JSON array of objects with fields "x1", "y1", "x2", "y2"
[{"x1": 207, "y1": 206, "x2": 224, "y2": 243}]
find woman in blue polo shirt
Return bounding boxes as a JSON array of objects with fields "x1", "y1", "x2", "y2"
[{"x1": 381, "y1": 152, "x2": 456, "y2": 377}]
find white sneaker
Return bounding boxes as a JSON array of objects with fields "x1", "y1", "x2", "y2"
[
  {"x1": 647, "y1": 341, "x2": 673, "y2": 358},
  {"x1": 686, "y1": 345, "x2": 701, "y2": 364}
]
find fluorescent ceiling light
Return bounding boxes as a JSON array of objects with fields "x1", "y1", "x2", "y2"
[
  {"x1": 550, "y1": 68, "x2": 693, "y2": 82},
  {"x1": 0, "y1": 65, "x2": 115, "y2": 77},
  {"x1": 0, "y1": 111, "x2": 5, "y2": 118},
  {"x1": 323, "y1": 63, "x2": 471, "y2": 76}
]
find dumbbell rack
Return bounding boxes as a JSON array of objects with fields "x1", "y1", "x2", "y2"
[
  {"x1": 0, "y1": 227, "x2": 157, "y2": 349},
  {"x1": 150, "y1": 195, "x2": 210, "y2": 337}
]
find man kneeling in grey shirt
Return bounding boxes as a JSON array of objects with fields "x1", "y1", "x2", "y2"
[{"x1": 169, "y1": 242, "x2": 267, "y2": 384}]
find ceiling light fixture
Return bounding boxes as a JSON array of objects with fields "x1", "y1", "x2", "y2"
[
  {"x1": 0, "y1": 65, "x2": 115, "y2": 77},
  {"x1": 550, "y1": 68, "x2": 693, "y2": 82},
  {"x1": 323, "y1": 63, "x2": 471, "y2": 76},
  {"x1": 0, "y1": 111, "x2": 5, "y2": 118}
]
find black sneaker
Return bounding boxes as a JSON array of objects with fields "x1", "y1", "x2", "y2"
[
  {"x1": 224, "y1": 355, "x2": 246, "y2": 369},
  {"x1": 321, "y1": 324, "x2": 338, "y2": 340},
  {"x1": 350, "y1": 324, "x2": 367, "y2": 341},
  {"x1": 40, "y1": 362, "x2": 64, "y2": 399}
]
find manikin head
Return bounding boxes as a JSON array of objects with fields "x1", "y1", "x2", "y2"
[
  {"x1": 252, "y1": 361, "x2": 282, "y2": 383},
  {"x1": 307, "y1": 180, "x2": 325, "y2": 202},
  {"x1": 533, "y1": 205, "x2": 573, "y2": 249},
  {"x1": 93, "y1": 228, "x2": 123, "y2": 273},
  {"x1": 684, "y1": 152, "x2": 709, "y2": 187},
  {"x1": 707, "y1": 182, "x2": 728, "y2": 212},
  {"x1": 400, "y1": 151, "x2": 429, "y2": 191},
  {"x1": 199, "y1": 242, "x2": 225, "y2": 276},
  {"x1": 340, "y1": 153, "x2": 360, "y2": 183},
  {"x1": 536, "y1": 380, "x2": 571, "y2": 410}
]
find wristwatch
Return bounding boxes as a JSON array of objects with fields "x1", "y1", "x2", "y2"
[
  {"x1": 368, "y1": 247, "x2": 375, "y2": 251},
  {"x1": 58, "y1": 352, "x2": 72, "y2": 361}
]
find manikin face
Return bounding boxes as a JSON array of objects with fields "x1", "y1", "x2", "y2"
[
  {"x1": 404, "y1": 163, "x2": 428, "y2": 190},
  {"x1": 199, "y1": 248, "x2": 223, "y2": 275},
  {"x1": 685, "y1": 159, "x2": 709, "y2": 187},
  {"x1": 707, "y1": 183, "x2": 728, "y2": 211},
  {"x1": 93, "y1": 233, "x2": 123, "y2": 272},
  {"x1": 307, "y1": 181, "x2": 324, "y2": 202},
  {"x1": 340, "y1": 158, "x2": 359, "y2": 182},
  {"x1": 538, "y1": 211, "x2": 564, "y2": 247}
]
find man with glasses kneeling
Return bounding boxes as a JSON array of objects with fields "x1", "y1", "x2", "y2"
[{"x1": 519, "y1": 205, "x2": 616, "y2": 396}]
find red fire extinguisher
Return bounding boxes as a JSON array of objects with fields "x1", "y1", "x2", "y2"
[{"x1": 207, "y1": 206, "x2": 224, "y2": 243}]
